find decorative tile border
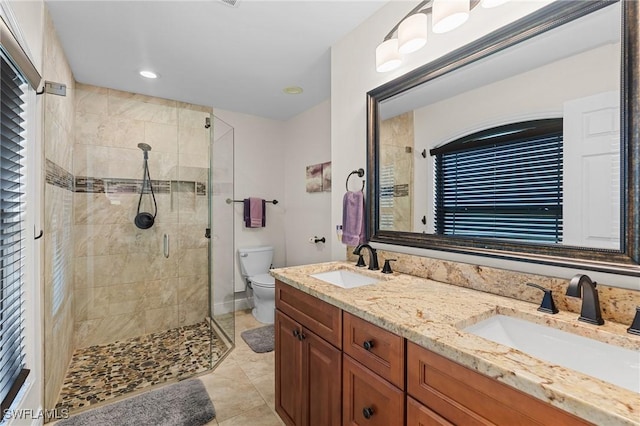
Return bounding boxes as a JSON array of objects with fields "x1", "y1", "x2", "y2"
[
  {"x1": 45, "y1": 159, "x2": 74, "y2": 191},
  {"x1": 75, "y1": 177, "x2": 172, "y2": 194},
  {"x1": 45, "y1": 159, "x2": 207, "y2": 196}
]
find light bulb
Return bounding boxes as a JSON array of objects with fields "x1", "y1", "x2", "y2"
[
  {"x1": 376, "y1": 39, "x2": 402, "y2": 73},
  {"x1": 398, "y1": 13, "x2": 428, "y2": 54},
  {"x1": 139, "y1": 70, "x2": 158, "y2": 79},
  {"x1": 432, "y1": 0, "x2": 470, "y2": 34}
]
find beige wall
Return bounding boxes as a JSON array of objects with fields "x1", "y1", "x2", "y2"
[
  {"x1": 42, "y1": 8, "x2": 75, "y2": 412},
  {"x1": 282, "y1": 100, "x2": 333, "y2": 267},
  {"x1": 73, "y1": 84, "x2": 212, "y2": 347}
]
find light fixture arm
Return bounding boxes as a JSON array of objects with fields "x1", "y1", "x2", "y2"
[
  {"x1": 382, "y1": 0, "x2": 481, "y2": 41},
  {"x1": 383, "y1": 0, "x2": 431, "y2": 41}
]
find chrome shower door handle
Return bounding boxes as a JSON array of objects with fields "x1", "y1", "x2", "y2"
[{"x1": 164, "y1": 234, "x2": 170, "y2": 258}]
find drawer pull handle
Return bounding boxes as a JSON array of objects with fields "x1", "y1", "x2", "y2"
[
  {"x1": 362, "y1": 407, "x2": 374, "y2": 419},
  {"x1": 292, "y1": 329, "x2": 306, "y2": 341},
  {"x1": 363, "y1": 340, "x2": 374, "y2": 350}
]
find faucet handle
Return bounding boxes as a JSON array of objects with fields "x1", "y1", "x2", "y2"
[
  {"x1": 355, "y1": 254, "x2": 366, "y2": 267},
  {"x1": 628, "y1": 307, "x2": 640, "y2": 336},
  {"x1": 526, "y1": 283, "x2": 558, "y2": 314},
  {"x1": 381, "y1": 259, "x2": 396, "y2": 274}
]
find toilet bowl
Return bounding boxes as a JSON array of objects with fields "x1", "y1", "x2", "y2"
[{"x1": 238, "y1": 246, "x2": 275, "y2": 324}]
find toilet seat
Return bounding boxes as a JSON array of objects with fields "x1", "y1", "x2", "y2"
[{"x1": 250, "y1": 273, "x2": 275, "y2": 288}]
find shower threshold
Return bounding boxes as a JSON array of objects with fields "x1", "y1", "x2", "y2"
[{"x1": 55, "y1": 320, "x2": 228, "y2": 415}]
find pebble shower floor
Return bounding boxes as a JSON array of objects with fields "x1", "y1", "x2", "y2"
[{"x1": 55, "y1": 321, "x2": 228, "y2": 413}]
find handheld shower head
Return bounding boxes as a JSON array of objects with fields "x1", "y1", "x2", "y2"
[{"x1": 137, "y1": 143, "x2": 151, "y2": 159}]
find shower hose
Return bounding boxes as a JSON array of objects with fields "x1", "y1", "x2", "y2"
[{"x1": 135, "y1": 155, "x2": 158, "y2": 229}]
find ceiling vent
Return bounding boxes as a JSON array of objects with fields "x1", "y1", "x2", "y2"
[{"x1": 218, "y1": 0, "x2": 240, "y2": 7}]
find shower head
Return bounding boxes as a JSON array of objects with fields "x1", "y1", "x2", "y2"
[{"x1": 138, "y1": 143, "x2": 152, "y2": 152}]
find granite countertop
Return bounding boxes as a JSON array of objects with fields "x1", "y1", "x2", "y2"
[{"x1": 271, "y1": 261, "x2": 640, "y2": 426}]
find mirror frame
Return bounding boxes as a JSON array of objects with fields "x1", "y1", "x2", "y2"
[{"x1": 367, "y1": 0, "x2": 640, "y2": 276}]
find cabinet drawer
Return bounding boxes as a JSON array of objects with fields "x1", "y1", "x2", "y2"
[
  {"x1": 407, "y1": 397, "x2": 454, "y2": 426},
  {"x1": 276, "y1": 280, "x2": 342, "y2": 348},
  {"x1": 343, "y1": 311, "x2": 405, "y2": 389},
  {"x1": 343, "y1": 354, "x2": 404, "y2": 426},
  {"x1": 407, "y1": 342, "x2": 592, "y2": 426}
]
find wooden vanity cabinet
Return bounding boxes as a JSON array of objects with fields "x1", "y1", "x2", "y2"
[
  {"x1": 343, "y1": 312, "x2": 405, "y2": 388},
  {"x1": 407, "y1": 397, "x2": 454, "y2": 426},
  {"x1": 406, "y1": 342, "x2": 592, "y2": 426},
  {"x1": 275, "y1": 280, "x2": 594, "y2": 426},
  {"x1": 275, "y1": 281, "x2": 342, "y2": 426},
  {"x1": 343, "y1": 353, "x2": 404, "y2": 426},
  {"x1": 342, "y1": 312, "x2": 405, "y2": 425}
]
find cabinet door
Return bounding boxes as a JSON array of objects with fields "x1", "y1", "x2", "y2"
[
  {"x1": 304, "y1": 328, "x2": 342, "y2": 426},
  {"x1": 276, "y1": 311, "x2": 304, "y2": 426},
  {"x1": 407, "y1": 397, "x2": 453, "y2": 426},
  {"x1": 343, "y1": 354, "x2": 404, "y2": 426}
]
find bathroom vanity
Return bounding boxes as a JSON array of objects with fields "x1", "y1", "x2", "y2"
[{"x1": 272, "y1": 262, "x2": 640, "y2": 426}]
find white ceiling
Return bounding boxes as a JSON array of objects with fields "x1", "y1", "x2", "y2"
[{"x1": 45, "y1": 0, "x2": 387, "y2": 121}]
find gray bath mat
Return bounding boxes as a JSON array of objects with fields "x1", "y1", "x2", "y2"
[
  {"x1": 241, "y1": 324, "x2": 274, "y2": 353},
  {"x1": 57, "y1": 379, "x2": 215, "y2": 426}
]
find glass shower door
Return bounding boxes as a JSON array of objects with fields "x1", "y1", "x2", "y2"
[{"x1": 208, "y1": 115, "x2": 235, "y2": 353}]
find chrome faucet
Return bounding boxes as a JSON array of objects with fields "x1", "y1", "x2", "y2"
[
  {"x1": 353, "y1": 244, "x2": 379, "y2": 271},
  {"x1": 565, "y1": 274, "x2": 604, "y2": 325}
]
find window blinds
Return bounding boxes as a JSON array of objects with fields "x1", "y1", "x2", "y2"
[
  {"x1": 432, "y1": 119, "x2": 563, "y2": 243},
  {"x1": 0, "y1": 49, "x2": 29, "y2": 412}
]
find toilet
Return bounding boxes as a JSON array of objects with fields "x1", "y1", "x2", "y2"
[{"x1": 238, "y1": 246, "x2": 275, "y2": 324}]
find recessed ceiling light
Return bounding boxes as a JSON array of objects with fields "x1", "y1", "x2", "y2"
[
  {"x1": 139, "y1": 70, "x2": 158, "y2": 79},
  {"x1": 283, "y1": 86, "x2": 303, "y2": 95}
]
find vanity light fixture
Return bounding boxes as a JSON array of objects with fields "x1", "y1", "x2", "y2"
[
  {"x1": 376, "y1": 0, "x2": 507, "y2": 72},
  {"x1": 139, "y1": 70, "x2": 158, "y2": 79}
]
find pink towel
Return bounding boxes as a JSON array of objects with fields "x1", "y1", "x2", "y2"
[
  {"x1": 341, "y1": 191, "x2": 366, "y2": 245},
  {"x1": 244, "y1": 198, "x2": 265, "y2": 228},
  {"x1": 249, "y1": 197, "x2": 264, "y2": 228}
]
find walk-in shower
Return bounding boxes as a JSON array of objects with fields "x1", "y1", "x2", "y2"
[{"x1": 43, "y1": 85, "x2": 236, "y2": 415}]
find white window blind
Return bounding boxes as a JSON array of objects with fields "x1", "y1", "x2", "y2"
[
  {"x1": 379, "y1": 165, "x2": 395, "y2": 230},
  {"x1": 0, "y1": 48, "x2": 29, "y2": 412},
  {"x1": 431, "y1": 119, "x2": 563, "y2": 243}
]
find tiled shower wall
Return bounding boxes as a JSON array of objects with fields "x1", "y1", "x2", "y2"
[
  {"x1": 73, "y1": 83, "x2": 212, "y2": 348},
  {"x1": 379, "y1": 112, "x2": 414, "y2": 232},
  {"x1": 42, "y1": 10, "x2": 76, "y2": 411}
]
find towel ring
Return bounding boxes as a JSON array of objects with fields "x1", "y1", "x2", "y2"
[{"x1": 346, "y1": 168, "x2": 365, "y2": 192}]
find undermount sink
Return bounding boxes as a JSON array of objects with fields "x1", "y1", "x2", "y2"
[
  {"x1": 310, "y1": 269, "x2": 379, "y2": 289},
  {"x1": 464, "y1": 315, "x2": 640, "y2": 393}
]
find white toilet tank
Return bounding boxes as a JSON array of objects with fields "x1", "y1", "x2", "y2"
[{"x1": 238, "y1": 246, "x2": 274, "y2": 277}]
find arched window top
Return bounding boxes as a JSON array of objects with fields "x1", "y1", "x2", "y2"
[{"x1": 430, "y1": 118, "x2": 563, "y2": 157}]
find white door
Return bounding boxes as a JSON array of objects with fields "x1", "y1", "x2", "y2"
[{"x1": 563, "y1": 91, "x2": 620, "y2": 249}]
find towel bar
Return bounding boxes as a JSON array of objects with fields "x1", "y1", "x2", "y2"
[
  {"x1": 226, "y1": 198, "x2": 278, "y2": 205},
  {"x1": 346, "y1": 168, "x2": 365, "y2": 192}
]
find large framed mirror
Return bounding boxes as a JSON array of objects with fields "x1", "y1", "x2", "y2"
[{"x1": 367, "y1": 0, "x2": 639, "y2": 275}]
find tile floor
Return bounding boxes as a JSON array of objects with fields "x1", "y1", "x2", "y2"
[
  {"x1": 55, "y1": 320, "x2": 228, "y2": 412},
  {"x1": 201, "y1": 309, "x2": 284, "y2": 425},
  {"x1": 53, "y1": 310, "x2": 283, "y2": 425}
]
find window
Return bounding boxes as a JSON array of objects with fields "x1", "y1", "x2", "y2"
[
  {"x1": 431, "y1": 119, "x2": 563, "y2": 243},
  {"x1": 0, "y1": 48, "x2": 30, "y2": 412}
]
